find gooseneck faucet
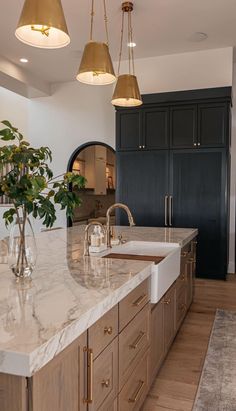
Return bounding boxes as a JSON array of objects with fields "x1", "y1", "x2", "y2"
[
  {"x1": 106, "y1": 203, "x2": 135, "y2": 248},
  {"x1": 84, "y1": 222, "x2": 106, "y2": 256}
]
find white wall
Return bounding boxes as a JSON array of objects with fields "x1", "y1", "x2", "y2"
[
  {"x1": 0, "y1": 87, "x2": 29, "y2": 239},
  {"x1": 126, "y1": 47, "x2": 233, "y2": 93},
  {"x1": 0, "y1": 86, "x2": 28, "y2": 136},
  {"x1": 28, "y1": 81, "x2": 115, "y2": 230}
]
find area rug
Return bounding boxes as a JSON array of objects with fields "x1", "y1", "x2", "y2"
[{"x1": 193, "y1": 309, "x2": 236, "y2": 411}]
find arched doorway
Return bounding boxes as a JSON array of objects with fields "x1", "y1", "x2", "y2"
[{"x1": 67, "y1": 142, "x2": 116, "y2": 227}]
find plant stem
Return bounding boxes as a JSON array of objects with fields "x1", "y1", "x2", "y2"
[{"x1": 15, "y1": 206, "x2": 29, "y2": 275}]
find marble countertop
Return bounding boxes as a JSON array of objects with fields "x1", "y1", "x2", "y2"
[{"x1": 0, "y1": 226, "x2": 197, "y2": 377}]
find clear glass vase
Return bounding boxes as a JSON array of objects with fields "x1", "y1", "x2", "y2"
[{"x1": 8, "y1": 217, "x2": 37, "y2": 279}]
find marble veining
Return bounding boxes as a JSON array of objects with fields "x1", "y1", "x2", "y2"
[{"x1": 0, "y1": 225, "x2": 197, "y2": 377}]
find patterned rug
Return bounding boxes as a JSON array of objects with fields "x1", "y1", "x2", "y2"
[{"x1": 193, "y1": 309, "x2": 236, "y2": 411}]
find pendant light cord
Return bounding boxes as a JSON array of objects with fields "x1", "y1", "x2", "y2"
[
  {"x1": 90, "y1": 0, "x2": 110, "y2": 46},
  {"x1": 90, "y1": 0, "x2": 95, "y2": 41},
  {"x1": 117, "y1": 10, "x2": 125, "y2": 76},
  {"x1": 103, "y1": 0, "x2": 110, "y2": 46},
  {"x1": 128, "y1": 9, "x2": 135, "y2": 75}
]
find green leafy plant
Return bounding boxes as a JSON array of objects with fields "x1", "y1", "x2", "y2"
[{"x1": 0, "y1": 120, "x2": 86, "y2": 276}]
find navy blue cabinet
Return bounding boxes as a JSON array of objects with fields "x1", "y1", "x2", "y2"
[
  {"x1": 169, "y1": 149, "x2": 228, "y2": 279},
  {"x1": 170, "y1": 105, "x2": 197, "y2": 148},
  {"x1": 116, "y1": 88, "x2": 231, "y2": 280},
  {"x1": 116, "y1": 150, "x2": 169, "y2": 226}
]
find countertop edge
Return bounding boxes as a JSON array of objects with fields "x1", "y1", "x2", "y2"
[{"x1": 1, "y1": 264, "x2": 153, "y2": 377}]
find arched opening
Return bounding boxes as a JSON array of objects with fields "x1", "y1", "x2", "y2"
[{"x1": 67, "y1": 142, "x2": 116, "y2": 227}]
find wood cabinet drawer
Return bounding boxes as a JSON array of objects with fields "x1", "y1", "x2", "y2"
[
  {"x1": 118, "y1": 352, "x2": 149, "y2": 411},
  {"x1": 88, "y1": 305, "x2": 118, "y2": 359},
  {"x1": 176, "y1": 284, "x2": 187, "y2": 329},
  {"x1": 119, "y1": 304, "x2": 150, "y2": 390},
  {"x1": 89, "y1": 337, "x2": 118, "y2": 411},
  {"x1": 119, "y1": 279, "x2": 149, "y2": 331}
]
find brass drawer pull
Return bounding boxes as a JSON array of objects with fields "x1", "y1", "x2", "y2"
[
  {"x1": 101, "y1": 379, "x2": 110, "y2": 388},
  {"x1": 181, "y1": 251, "x2": 188, "y2": 257},
  {"x1": 163, "y1": 298, "x2": 171, "y2": 305},
  {"x1": 104, "y1": 326, "x2": 113, "y2": 335},
  {"x1": 129, "y1": 331, "x2": 145, "y2": 349},
  {"x1": 83, "y1": 347, "x2": 93, "y2": 404},
  {"x1": 132, "y1": 294, "x2": 147, "y2": 307},
  {"x1": 181, "y1": 274, "x2": 185, "y2": 281},
  {"x1": 128, "y1": 380, "x2": 145, "y2": 403}
]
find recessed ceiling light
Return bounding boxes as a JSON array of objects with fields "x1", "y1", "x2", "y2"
[
  {"x1": 188, "y1": 32, "x2": 208, "y2": 42},
  {"x1": 127, "y1": 42, "x2": 136, "y2": 48},
  {"x1": 20, "y1": 58, "x2": 28, "y2": 63}
]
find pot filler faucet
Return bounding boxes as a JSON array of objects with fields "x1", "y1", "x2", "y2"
[{"x1": 106, "y1": 203, "x2": 135, "y2": 248}]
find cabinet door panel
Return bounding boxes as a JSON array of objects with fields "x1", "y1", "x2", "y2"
[
  {"x1": 30, "y1": 333, "x2": 87, "y2": 411},
  {"x1": 149, "y1": 300, "x2": 164, "y2": 384},
  {"x1": 143, "y1": 107, "x2": 169, "y2": 149},
  {"x1": 170, "y1": 149, "x2": 228, "y2": 279},
  {"x1": 89, "y1": 337, "x2": 118, "y2": 411},
  {"x1": 116, "y1": 151, "x2": 169, "y2": 226},
  {"x1": 163, "y1": 285, "x2": 176, "y2": 352},
  {"x1": 198, "y1": 103, "x2": 228, "y2": 147},
  {"x1": 0, "y1": 374, "x2": 27, "y2": 411},
  {"x1": 116, "y1": 111, "x2": 141, "y2": 151},
  {"x1": 170, "y1": 105, "x2": 197, "y2": 148}
]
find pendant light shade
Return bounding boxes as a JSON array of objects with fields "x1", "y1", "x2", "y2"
[
  {"x1": 112, "y1": 2, "x2": 142, "y2": 107},
  {"x1": 111, "y1": 74, "x2": 142, "y2": 107},
  {"x1": 77, "y1": 42, "x2": 116, "y2": 85},
  {"x1": 15, "y1": 0, "x2": 70, "y2": 49},
  {"x1": 76, "y1": 0, "x2": 116, "y2": 86}
]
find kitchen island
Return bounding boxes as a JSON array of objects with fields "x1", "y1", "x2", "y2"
[{"x1": 0, "y1": 226, "x2": 197, "y2": 411}]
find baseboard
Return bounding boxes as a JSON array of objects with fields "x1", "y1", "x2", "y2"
[{"x1": 228, "y1": 261, "x2": 235, "y2": 274}]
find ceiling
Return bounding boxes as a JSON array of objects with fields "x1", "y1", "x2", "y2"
[{"x1": 1, "y1": 0, "x2": 236, "y2": 84}]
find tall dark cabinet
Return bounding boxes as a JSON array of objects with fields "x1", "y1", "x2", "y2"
[{"x1": 116, "y1": 87, "x2": 231, "y2": 280}]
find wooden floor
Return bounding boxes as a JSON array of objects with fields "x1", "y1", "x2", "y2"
[{"x1": 142, "y1": 274, "x2": 236, "y2": 411}]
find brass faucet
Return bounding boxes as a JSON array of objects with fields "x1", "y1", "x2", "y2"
[
  {"x1": 84, "y1": 222, "x2": 106, "y2": 256},
  {"x1": 106, "y1": 203, "x2": 135, "y2": 248}
]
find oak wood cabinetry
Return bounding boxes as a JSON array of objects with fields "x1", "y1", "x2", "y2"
[
  {"x1": 89, "y1": 338, "x2": 118, "y2": 411},
  {"x1": 163, "y1": 284, "x2": 176, "y2": 352},
  {"x1": 149, "y1": 300, "x2": 164, "y2": 384},
  {"x1": 0, "y1": 240, "x2": 196, "y2": 411},
  {"x1": 119, "y1": 304, "x2": 150, "y2": 390},
  {"x1": 0, "y1": 374, "x2": 27, "y2": 411},
  {"x1": 30, "y1": 332, "x2": 87, "y2": 411},
  {"x1": 149, "y1": 239, "x2": 196, "y2": 385}
]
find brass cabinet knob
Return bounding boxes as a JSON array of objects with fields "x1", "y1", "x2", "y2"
[
  {"x1": 101, "y1": 379, "x2": 110, "y2": 388},
  {"x1": 164, "y1": 298, "x2": 171, "y2": 305},
  {"x1": 104, "y1": 326, "x2": 113, "y2": 335}
]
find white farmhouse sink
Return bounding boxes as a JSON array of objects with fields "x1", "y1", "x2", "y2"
[{"x1": 101, "y1": 241, "x2": 181, "y2": 303}]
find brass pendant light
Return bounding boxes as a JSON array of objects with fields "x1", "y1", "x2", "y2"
[
  {"x1": 112, "y1": 2, "x2": 142, "y2": 107},
  {"x1": 15, "y1": 0, "x2": 70, "y2": 49},
  {"x1": 76, "y1": 0, "x2": 116, "y2": 85}
]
